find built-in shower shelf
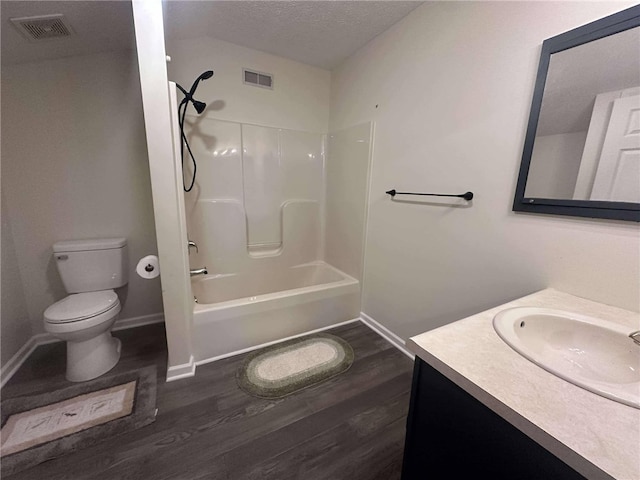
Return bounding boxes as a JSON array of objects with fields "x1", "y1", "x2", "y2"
[{"x1": 248, "y1": 243, "x2": 283, "y2": 258}]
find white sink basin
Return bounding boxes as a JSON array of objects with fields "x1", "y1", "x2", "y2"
[{"x1": 493, "y1": 307, "x2": 640, "y2": 409}]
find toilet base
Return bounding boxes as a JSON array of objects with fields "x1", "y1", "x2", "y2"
[{"x1": 66, "y1": 333, "x2": 121, "y2": 382}]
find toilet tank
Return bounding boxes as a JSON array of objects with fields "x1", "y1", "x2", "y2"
[{"x1": 53, "y1": 238, "x2": 128, "y2": 293}]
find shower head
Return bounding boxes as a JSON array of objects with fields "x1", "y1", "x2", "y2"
[
  {"x1": 189, "y1": 70, "x2": 214, "y2": 96},
  {"x1": 177, "y1": 70, "x2": 215, "y2": 192},
  {"x1": 177, "y1": 70, "x2": 214, "y2": 115}
]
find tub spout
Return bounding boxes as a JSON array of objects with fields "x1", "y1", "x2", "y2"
[{"x1": 190, "y1": 267, "x2": 208, "y2": 276}]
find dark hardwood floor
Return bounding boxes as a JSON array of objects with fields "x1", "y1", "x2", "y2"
[{"x1": 2, "y1": 321, "x2": 414, "y2": 479}]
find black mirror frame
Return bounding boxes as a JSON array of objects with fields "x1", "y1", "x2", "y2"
[{"x1": 513, "y1": 5, "x2": 640, "y2": 222}]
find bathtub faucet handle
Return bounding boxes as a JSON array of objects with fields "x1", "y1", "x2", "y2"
[
  {"x1": 188, "y1": 240, "x2": 198, "y2": 254},
  {"x1": 190, "y1": 267, "x2": 208, "y2": 276}
]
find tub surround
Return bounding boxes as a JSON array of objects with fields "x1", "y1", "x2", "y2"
[
  {"x1": 407, "y1": 288, "x2": 639, "y2": 480},
  {"x1": 180, "y1": 109, "x2": 373, "y2": 374},
  {"x1": 182, "y1": 117, "x2": 325, "y2": 275}
]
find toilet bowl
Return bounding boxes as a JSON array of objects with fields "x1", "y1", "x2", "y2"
[
  {"x1": 44, "y1": 290, "x2": 122, "y2": 382},
  {"x1": 44, "y1": 237, "x2": 128, "y2": 382}
]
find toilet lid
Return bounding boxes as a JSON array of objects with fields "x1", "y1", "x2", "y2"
[{"x1": 44, "y1": 291, "x2": 119, "y2": 323}]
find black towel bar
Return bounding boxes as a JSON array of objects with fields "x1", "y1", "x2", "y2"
[{"x1": 386, "y1": 189, "x2": 474, "y2": 201}]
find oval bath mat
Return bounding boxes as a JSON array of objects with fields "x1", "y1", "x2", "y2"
[{"x1": 237, "y1": 333, "x2": 354, "y2": 398}]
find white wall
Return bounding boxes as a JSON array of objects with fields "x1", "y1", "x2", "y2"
[
  {"x1": 1, "y1": 192, "x2": 32, "y2": 367},
  {"x1": 330, "y1": 1, "x2": 640, "y2": 340},
  {"x1": 1, "y1": 49, "x2": 163, "y2": 338},
  {"x1": 166, "y1": 36, "x2": 330, "y2": 133}
]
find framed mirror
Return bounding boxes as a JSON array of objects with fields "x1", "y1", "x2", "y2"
[{"x1": 514, "y1": 5, "x2": 640, "y2": 221}]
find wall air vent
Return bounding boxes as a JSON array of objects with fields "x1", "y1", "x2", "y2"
[
  {"x1": 243, "y1": 68, "x2": 274, "y2": 89},
  {"x1": 10, "y1": 14, "x2": 73, "y2": 41}
]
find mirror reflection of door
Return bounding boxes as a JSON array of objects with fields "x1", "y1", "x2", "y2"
[
  {"x1": 589, "y1": 93, "x2": 640, "y2": 202},
  {"x1": 573, "y1": 87, "x2": 640, "y2": 202},
  {"x1": 524, "y1": 25, "x2": 640, "y2": 202}
]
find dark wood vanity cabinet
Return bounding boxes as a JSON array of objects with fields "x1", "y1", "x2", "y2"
[{"x1": 401, "y1": 358, "x2": 586, "y2": 480}]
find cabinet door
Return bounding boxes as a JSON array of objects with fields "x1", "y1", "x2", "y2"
[{"x1": 401, "y1": 359, "x2": 586, "y2": 480}]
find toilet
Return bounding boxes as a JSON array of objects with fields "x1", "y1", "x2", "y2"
[{"x1": 44, "y1": 238, "x2": 128, "y2": 382}]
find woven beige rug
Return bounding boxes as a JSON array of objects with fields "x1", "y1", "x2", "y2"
[
  {"x1": 2, "y1": 381, "x2": 136, "y2": 456},
  {"x1": 237, "y1": 333, "x2": 354, "y2": 398},
  {"x1": 1, "y1": 366, "x2": 156, "y2": 477}
]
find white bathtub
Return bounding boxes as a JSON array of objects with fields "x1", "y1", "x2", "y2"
[{"x1": 191, "y1": 262, "x2": 360, "y2": 364}]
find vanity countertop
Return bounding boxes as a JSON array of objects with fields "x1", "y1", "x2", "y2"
[{"x1": 407, "y1": 288, "x2": 640, "y2": 480}]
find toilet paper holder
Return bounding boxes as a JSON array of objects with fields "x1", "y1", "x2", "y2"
[{"x1": 136, "y1": 255, "x2": 160, "y2": 279}]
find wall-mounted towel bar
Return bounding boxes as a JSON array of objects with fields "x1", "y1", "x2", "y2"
[{"x1": 386, "y1": 189, "x2": 474, "y2": 201}]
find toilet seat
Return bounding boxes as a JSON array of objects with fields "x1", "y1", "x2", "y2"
[{"x1": 44, "y1": 290, "x2": 119, "y2": 324}]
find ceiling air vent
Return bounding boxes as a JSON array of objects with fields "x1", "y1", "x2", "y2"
[
  {"x1": 243, "y1": 68, "x2": 274, "y2": 89},
  {"x1": 10, "y1": 14, "x2": 73, "y2": 41}
]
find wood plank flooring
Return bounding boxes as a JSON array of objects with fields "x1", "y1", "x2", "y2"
[{"x1": 2, "y1": 322, "x2": 414, "y2": 479}]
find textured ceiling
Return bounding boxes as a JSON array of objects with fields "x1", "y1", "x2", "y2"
[
  {"x1": 1, "y1": 1, "x2": 136, "y2": 66},
  {"x1": 537, "y1": 26, "x2": 640, "y2": 136},
  {"x1": 163, "y1": 1, "x2": 423, "y2": 69},
  {"x1": 2, "y1": 1, "x2": 422, "y2": 69}
]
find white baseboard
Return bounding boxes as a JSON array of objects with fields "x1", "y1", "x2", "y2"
[
  {"x1": 166, "y1": 355, "x2": 196, "y2": 382},
  {"x1": 2, "y1": 312, "x2": 410, "y2": 388},
  {"x1": 0, "y1": 313, "x2": 165, "y2": 389},
  {"x1": 195, "y1": 317, "x2": 361, "y2": 368},
  {"x1": 2, "y1": 336, "x2": 36, "y2": 388},
  {"x1": 359, "y1": 312, "x2": 414, "y2": 360}
]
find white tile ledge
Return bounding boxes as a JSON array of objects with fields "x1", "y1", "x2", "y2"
[{"x1": 407, "y1": 288, "x2": 640, "y2": 480}]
